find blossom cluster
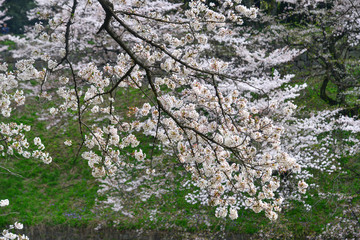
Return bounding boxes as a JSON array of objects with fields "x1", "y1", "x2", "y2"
[
  {"x1": 0, "y1": 61, "x2": 51, "y2": 164},
  {"x1": 1, "y1": 200, "x2": 28, "y2": 240}
]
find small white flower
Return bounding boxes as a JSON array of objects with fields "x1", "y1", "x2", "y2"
[
  {"x1": 14, "y1": 222, "x2": 23, "y2": 230},
  {"x1": 134, "y1": 149, "x2": 146, "y2": 161},
  {"x1": 59, "y1": 76, "x2": 69, "y2": 84},
  {"x1": 49, "y1": 107, "x2": 58, "y2": 115},
  {"x1": 146, "y1": 168, "x2": 155, "y2": 175},
  {"x1": 0, "y1": 199, "x2": 9, "y2": 207},
  {"x1": 48, "y1": 60, "x2": 57, "y2": 69},
  {"x1": 298, "y1": 180, "x2": 308, "y2": 194},
  {"x1": 91, "y1": 106, "x2": 99, "y2": 113},
  {"x1": 64, "y1": 140, "x2": 72, "y2": 146},
  {"x1": 34, "y1": 137, "x2": 41, "y2": 146},
  {"x1": 229, "y1": 207, "x2": 238, "y2": 220}
]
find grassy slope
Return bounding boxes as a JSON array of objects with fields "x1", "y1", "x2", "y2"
[{"x1": 0, "y1": 97, "x2": 98, "y2": 228}]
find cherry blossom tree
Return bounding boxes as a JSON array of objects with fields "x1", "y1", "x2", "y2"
[
  {"x1": 275, "y1": 0, "x2": 360, "y2": 111},
  {"x1": 246, "y1": 1, "x2": 360, "y2": 237},
  {"x1": 1, "y1": 1, "x2": 359, "y2": 237},
  {"x1": 4, "y1": 0, "x2": 309, "y2": 222}
]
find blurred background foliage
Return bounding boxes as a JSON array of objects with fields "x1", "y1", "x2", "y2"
[{"x1": 1, "y1": 0, "x2": 36, "y2": 34}]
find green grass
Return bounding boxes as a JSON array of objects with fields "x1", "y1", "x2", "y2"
[{"x1": 0, "y1": 40, "x2": 16, "y2": 50}]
